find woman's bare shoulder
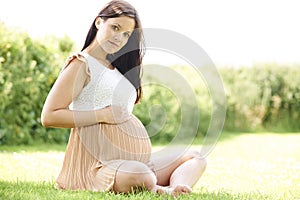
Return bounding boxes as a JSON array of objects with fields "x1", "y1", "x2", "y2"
[{"x1": 61, "y1": 53, "x2": 91, "y2": 83}]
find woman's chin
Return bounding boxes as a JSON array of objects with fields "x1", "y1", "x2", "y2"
[{"x1": 103, "y1": 46, "x2": 121, "y2": 55}]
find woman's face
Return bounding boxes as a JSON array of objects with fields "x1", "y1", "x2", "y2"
[{"x1": 95, "y1": 16, "x2": 135, "y2": 54}]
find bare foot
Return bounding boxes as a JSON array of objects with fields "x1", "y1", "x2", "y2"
[
  {"x1": 155, "y1": 185, "x2": 172, "y2": 195},
  {"x1": 155, "y1": 185, "x2": 192, "y2": 197},
  {"x1": 172, "y1": 184, "x2": 192, "y2": 196}
]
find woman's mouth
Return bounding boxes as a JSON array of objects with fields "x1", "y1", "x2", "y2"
[{"x1": 108, "y1": 40, "x2": 119, "y2": 48}]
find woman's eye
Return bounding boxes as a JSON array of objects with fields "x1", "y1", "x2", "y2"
[
  {"x1": 123, "y1": 32, "x2": 130, "y2": 38},
  {"x1": 112, "y1": 25, "x2": 119, "y2": 31}
]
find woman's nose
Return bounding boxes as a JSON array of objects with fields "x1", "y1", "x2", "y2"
[
  {"x1": 113, "y1": 33, "x2": 126, "y2": 43},
  {"x1": 113, "y1": 33, "x2": 124, "y2": 43}
]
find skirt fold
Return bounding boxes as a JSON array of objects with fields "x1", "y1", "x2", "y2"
[{"x1": 56, "y1": 115, "x2": 152, "y2": 191}]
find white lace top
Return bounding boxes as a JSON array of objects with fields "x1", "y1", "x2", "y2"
[{"x1": 69, "y1": 52, "x2": 137, "y2": 113}]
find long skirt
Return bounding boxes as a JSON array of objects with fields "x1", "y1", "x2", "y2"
[{"x1": 56, "y1": 115, "x2": 152, "y2": 191}]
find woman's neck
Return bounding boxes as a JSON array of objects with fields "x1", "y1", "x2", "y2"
[
  {"x1": 84, "y1": 44, "x2": 107, "y2": 61},
  {"x1": 83, "y1": 44, "x2": 115, "y2": 70}
]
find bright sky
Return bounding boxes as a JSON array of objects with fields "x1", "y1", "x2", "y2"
[{"x1": 1, "y1": 0, "x2": 299, "y2": 67}]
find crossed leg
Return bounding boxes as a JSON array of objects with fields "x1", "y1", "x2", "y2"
[
  {"x1": 151, "y1": 148, "x2": 207, "y2": 196},
  {"x1": 112, "y1": 148, "x2": 206, "y2": 197},
  {"x1": 113, "y1": 160, "x2": 157, "y2": 193}
]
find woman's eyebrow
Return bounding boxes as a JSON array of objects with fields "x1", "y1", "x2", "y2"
[{"x1": 114, "y1": 23, "x2": 121, "y2": 28}]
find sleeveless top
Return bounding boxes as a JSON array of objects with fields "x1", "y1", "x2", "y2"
[{"x1": 69, "y1": 51, "x2": 137, "y2": 113}]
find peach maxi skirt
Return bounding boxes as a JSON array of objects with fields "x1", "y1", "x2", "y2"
[{"x1": 56, "y1": 115, "x2": 152, "y2": 191}]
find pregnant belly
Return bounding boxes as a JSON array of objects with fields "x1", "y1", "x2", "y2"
[{"x1": 97, "y1": 115, "x2": 152, "y2": 163}]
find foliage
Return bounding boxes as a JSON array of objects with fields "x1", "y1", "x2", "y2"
[
  {"x1": 0, "y1": 22, "x2": 299, "y2": 145},
  {"x1": 220, "y1": 64, "x2": 300, "y2": 132},
  {"x1": 134, "y1": 63, "x2": 300, "y2": 144},
  {"x1": 133, "y1": 65, "x2": 212, "y2": 144},
  {"x1": 0, "y1": 23, "x2": 74, "y2": 145}
]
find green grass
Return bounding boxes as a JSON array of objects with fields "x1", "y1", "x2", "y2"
[{"x1": 1, "y1": 132, "x2": 300, "y2": 200}]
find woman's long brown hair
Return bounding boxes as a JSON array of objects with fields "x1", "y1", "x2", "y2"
[{"x1": 81, "y1": 0, "x2": 145, "y2": 103}]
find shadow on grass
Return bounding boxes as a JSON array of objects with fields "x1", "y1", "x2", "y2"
[
  {"x1": 0, "y1": 143, "x2": 67, "y2": 153},
  {"x1": 0, "y1": 180, "x2": 275, "y2": 200},
  {"x1": 1, "y1": 131, "x2": 300, "y2": 152},
  {"x1": 214, "y1": 130, "x2": 300, "y2": 143}
]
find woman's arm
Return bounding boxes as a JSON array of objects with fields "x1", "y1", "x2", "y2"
[
  {"x1": 41, "y1": 58, "x2": 130, "y2": 128},
  {"x1": 41, "y1": 58, "x2": 97, "y2": 128}
]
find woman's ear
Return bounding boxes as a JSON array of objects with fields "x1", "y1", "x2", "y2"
[{"x1": 95, "y1": 17, "x2": 102, "y2": 29}]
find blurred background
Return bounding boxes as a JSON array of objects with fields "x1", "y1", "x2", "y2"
[{"x1": 0, "y1": 0, "x2": 299, "y2": 144}]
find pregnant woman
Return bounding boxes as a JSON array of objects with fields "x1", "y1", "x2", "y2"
[{"x1": 41, "y1": 0, "x2": 206, "y2": 196}]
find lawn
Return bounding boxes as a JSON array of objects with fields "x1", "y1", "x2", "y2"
[{"x1": 0, "y1": 132, "x2": 300, "y2": 200}]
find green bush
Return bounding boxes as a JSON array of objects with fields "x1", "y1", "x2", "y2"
[
  {"x1": 0, "y1": 23, "x2": 73, "y2": 145},
  {"x1": 133, "y1": 66, "x2": 212, "y2": 144},
  {"x1": 1, "y1": 22, "x2": 299, "y2": 146},
  {"x1": 133, "y1": 64, "x2": 300, "y2": 144},
  {"x1": 220, "y1": 64, "x2": 300, "y2": 132}
]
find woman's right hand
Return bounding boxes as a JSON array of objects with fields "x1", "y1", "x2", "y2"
[{"x1": 97, "y1": 106, "x2": 131, "y2": 124}]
